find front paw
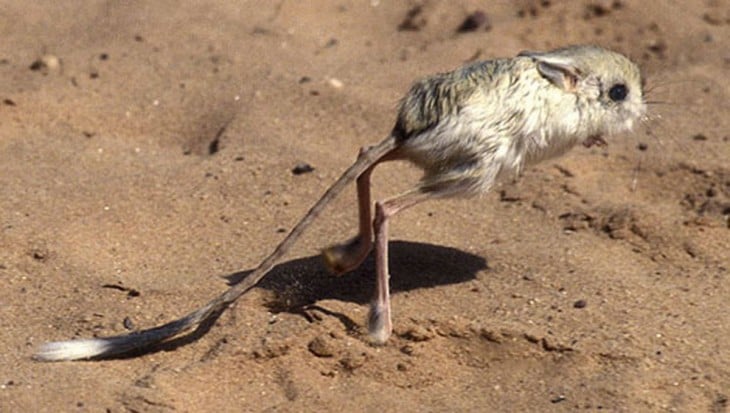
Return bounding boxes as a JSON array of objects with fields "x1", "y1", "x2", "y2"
[{"x1": 583, "y1": 134, "x2": 607, "y2": 148}]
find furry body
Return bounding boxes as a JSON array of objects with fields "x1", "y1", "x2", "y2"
[{"x1": 35, "y1": 45, "x2": 645, "y2": 361}]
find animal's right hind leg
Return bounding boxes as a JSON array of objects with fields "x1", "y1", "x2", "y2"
[
  {"x1": 322, "y1": 147, "x2": 376, "y2": 275},
  {"x1": 368, "y1": 190, "x2": 432, "y2": 344}
]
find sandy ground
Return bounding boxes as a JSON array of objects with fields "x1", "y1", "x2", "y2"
[{"x1": 1, "y1": 1, "x2": 728, "y2": 412}]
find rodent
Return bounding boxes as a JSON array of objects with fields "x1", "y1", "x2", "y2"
[{"x1": 34, "y1": 44, "x2": 646, "y2": 361}]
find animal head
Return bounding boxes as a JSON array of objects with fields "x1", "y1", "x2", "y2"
[{"x1": 520, "y1": 45, "x2": 646, "y2": 137}]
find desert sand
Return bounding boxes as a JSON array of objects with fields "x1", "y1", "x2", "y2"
[{"x1": 1, "y1": 1, "x2": 728, "y2": 412}]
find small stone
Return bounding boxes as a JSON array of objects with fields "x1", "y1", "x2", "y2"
[
  {"x1": 400, "y1": 344, "x2": 415, "y2": 355},
  {"x1": 328, "y1": 78, "x2": 344, "y2": 89},
  {"x1": 30, "y1": 248, "x2": 48, "y2": 261},
  {"x1": 308, "y1": 335, "x2": 336, "y2": 357},
  {"x1": 702, "y1": 13, "x2": 723, "y2": 26},
  {"x1": 292, "y1": 163, "x2": 315, "y2": 175},
  {"x1": 457, "y1": 11, "x2": 490, "y2": 33},
  {"x1": 398, "y1": 5, "x2": 427, "y2": 31},
  {"x1": 30, "y1": 55, "x2": 61, "y2": 72},
  {"x1": 647, "y1": 39, "x2": 667, "y2": 55},
  {"x1": 573, "y1": 299, "x2": 587, "y2": 309},
  {"x1": 339, "y1": 350, "x2": 367, "y2": 371},
  {"x1": 478, "y1": 328, "x2": 503, "y2": 343},
  {"x1": 551, "y1": 394, "x2": 567, "y2": 403},
  {"x1": 402, "y1": 325, "x2": 434, "y2": 342}
]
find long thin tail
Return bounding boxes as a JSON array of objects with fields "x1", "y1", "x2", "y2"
[{"x1": 34, "y1": 136, "x2": 398, "y2": 361}]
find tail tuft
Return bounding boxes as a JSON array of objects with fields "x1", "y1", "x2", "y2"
[{"x1": 34, "y1": 339, "x2": 112, "y2": 362}]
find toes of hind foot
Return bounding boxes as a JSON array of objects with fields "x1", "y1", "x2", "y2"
[
  {"x1": 367, "y1": 303, "x2": 392, "y2": 345},
  {"x1": 322, "y1": 237, "x2": 365, "y2": 275},
  {"x1": 321, "y1": 245, "x2": 350, "y2": 275}
]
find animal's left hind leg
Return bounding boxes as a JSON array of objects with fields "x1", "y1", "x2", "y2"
[{"x1": 322, "y1": 147, "x2": 380, "y2": 274}]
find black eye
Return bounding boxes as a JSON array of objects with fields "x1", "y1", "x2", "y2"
[{"x1": 608, "y1": 84, "x2": 628, "y2": 102}]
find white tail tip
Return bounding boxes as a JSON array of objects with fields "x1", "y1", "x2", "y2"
[{"x1": 33, "y1": 339, "x2": 111, "y2": 362}]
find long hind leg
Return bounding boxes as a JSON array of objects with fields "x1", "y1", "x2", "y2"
[
  {"x1": 322, "y1": 147, "x2": 394, "y2": 275},
  {"x1": 368, "y1": 190, "x2": 433, "y2": 344}
]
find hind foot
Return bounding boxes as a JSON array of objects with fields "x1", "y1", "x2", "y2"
[
  {"x1": 322, "y1": 236, "x2": 371, "y2": 275},
  {"x1": 367, "y1": 300, "x2": 392, "y2": 345}
]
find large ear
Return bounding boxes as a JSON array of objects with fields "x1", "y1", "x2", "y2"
[{"x1": 518, "y1": 50, "x2": 582, "y2": 92}]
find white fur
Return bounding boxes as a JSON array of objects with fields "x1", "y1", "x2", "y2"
[{"x1": 34, "y1": 339, "x2": 111, "y2": 362}]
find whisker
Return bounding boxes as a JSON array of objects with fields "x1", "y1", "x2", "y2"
[
  {"x1": 644, "y1": 100, "x2": 673, "y2": 105},
  {"x1": 630, "y1": 152, "x2": 644, "y2": 192}
]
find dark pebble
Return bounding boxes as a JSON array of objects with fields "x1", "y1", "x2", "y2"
[
  {"x1": 292, "y1": 163, "x2": 315, "y2": 175},
  {"x1": 573, "y1": 299, "x2": 587, "y2": 309},
  {"x1": 551, "y1": 395, "x2": 567, "y2": 403},
  {"x1": 398, "y1": 5, "x2": 426, "y2": 31},
  {"x1": 457, "y1": 11, "x2": 490, "y2": 33},
  {"x1": 31, "y1": 249, "x2": 47, "y2": 261},
  {"x1": 29, "y1": 60, "x2": 45, "y2": 71}
]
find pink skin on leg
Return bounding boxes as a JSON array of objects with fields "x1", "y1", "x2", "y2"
[
  {"x1": 321, "y1": 147, "x2": 376, "y2": 274},
  {"x1": 368, "y1": 191, "x2": 431, "y2": 344},
  {"x1": 322, "y1": 146, "x2": 404, "y2": 275},
  {"x1": 319, "y1": 145, "x2": 432, "y2": 344}
]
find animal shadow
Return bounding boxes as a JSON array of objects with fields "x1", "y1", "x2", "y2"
[{"x1": 225, "y1": 240, "x2": 487, "y2": 312}]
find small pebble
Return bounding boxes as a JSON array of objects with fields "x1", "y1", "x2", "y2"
[
  {"x1": 29, "y1": 54, "x2": 61, "y2": 72},
  {"x1": 551, "y1": 394, "x2": 567, "y2": 403},
  {"x1": 457, "y1": 11, "x2": 490, "y2": 33},
  {"x1": 573, "y1": 299, "x2": 587, "y2": 309},
  {"x1": 400, "y1": 344, "x2": 415, "y2": 355},
  {"x1": 403, "y1": 325, "x2": 434, "y2": 342},
  {"x1": 308, "y1": 335, "x2": 336, "y2": 357},
  {"x1": 398, "y1": 5, "x2": 426, "y2": 31},
  {"x1": 292, "y1": 163, "x2": 315, "y2": 175},
  {"x1": 328, "y1": 78, "x2": 344, "y2": 89},
  {"x1": 339, "y1": 350, "x2": 367, "y2": 371}
]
